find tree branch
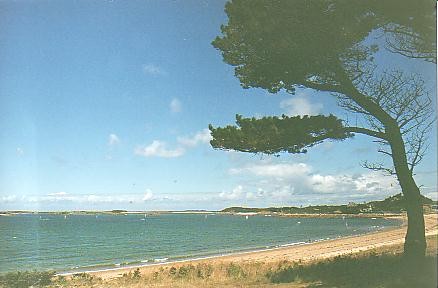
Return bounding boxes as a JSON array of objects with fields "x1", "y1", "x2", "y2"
[{"x1": 343, "y1": 126, "x2": 387, "y2": 140}]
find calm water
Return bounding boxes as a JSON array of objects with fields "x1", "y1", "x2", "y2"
[{"x1": 0, "y1": 213, "x2": 400, "y2": 273}]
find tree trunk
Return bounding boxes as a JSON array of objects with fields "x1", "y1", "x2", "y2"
[{"x1": 387, "y1": 123, "x2": 426, "y2": 259}]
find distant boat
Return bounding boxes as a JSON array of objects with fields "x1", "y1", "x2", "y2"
[
  {"x1": 245, "y1": 215, "x2": 249, "y2": 220},
  {"x1": 64, "y1": 215, "x2": 67, "y2": 219}
]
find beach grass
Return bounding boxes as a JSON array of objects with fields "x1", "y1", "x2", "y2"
[{"x1": 43, "y1": 253, "x2": 437, "y2": 287}]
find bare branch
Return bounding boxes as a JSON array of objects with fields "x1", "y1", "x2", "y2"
[{"x1": 361, "y1": 161, "x2": 396, "y2": 176}]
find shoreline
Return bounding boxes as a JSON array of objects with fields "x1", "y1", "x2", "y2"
[
  {"x1": 0, "y1": 210, "x2": 408, "y2": 218},
  {"x1": 60, "y1": 214, "x2": 437, "y2": 280},
  {"x1": 56, "y1": 228, "x2": 389, "y2": 277},
  {"x1": 53, "y1": 215, "x2": 403, "y2": 276}
]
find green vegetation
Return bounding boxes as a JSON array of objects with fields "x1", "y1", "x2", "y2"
[
  {"x1": 267, "y1": 253, "x2": 438, "y2": 288},
  {"x1": 222, "y1": 193, "x2": 436, "y2": 215},
  {"x1": 0, "y1": 271, "x2": 55, "y2": 288},
  {"x1": 109, "y1": 209, "x2": 128, "y2": 214}
]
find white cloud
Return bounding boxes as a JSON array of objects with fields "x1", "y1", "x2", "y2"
[
  {"x1": 108, "y1": 134, "x2": 120, "y2": 146},
  {"x1": 170, "y1": 98, "x2": 182, "y2": 113},
  {"x1": 16, "y1": 147, "x2": 24, "y2": 156},
  {"x1": 226, "y1": 161, "x2": 400, "y2": 204},
  {"x1": 134, "y1": 140, "x2": 185, "y2": 158},
  {"x1": 280, "y1": 91, "x2": 323, "y2": 116},
  {"x1": 143, "y1": 64, "x2": 166, "y2": 76},
  {"x1": 219, "y1": 185, "x2": 245, "y2": 200},
  {"x1": 134, "y1": 129, "x2": 212, "y2": 159},
  {"x1": 47, "y1": 191, "x2": 68, "y2": 197},
  {"x1": 143, "y1": 189, "x2": 154, "y2": 201},
  {"x1": 230, "y1": 163, "x2": 310, "y2": 178},
  {"x1": 15, "y1": 192, "x2": 157, "y2": 205},
  {"x1": 177, "y1": 129, "x2": 212, "y2": 147},
  {"x1": 0, "y1": 195, "x2": 17, "y2": 203}
]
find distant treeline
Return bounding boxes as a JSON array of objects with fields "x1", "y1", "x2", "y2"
[{"x1": 222, "y1": 194, "x2": 437, "y2": 214}]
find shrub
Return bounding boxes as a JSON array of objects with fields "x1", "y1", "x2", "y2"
[
  {"x1": 169, "y1": 266, "x2": 177, "y2": 276},
  {"x1": 226, "y1": 263, "x2": 247, "y2": 279},
  {"x1": 196, "y1": 263, "x2": 213, "y2": 279},
  {"x1": 177, "y1": 265, "x2": 195, "y2": 278},
  {"x1": 133, "y1": 268, "x2": 141, "y2": 279},
  {"x1": 0, "y1": 271, "x2": 55, "y2": 288}
]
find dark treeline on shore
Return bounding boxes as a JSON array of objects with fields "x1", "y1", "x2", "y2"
[{"x1": 222, "y1": 194, "x2": 437, "y2": 215}]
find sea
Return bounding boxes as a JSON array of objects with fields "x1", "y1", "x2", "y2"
[{"x1": 0, "y1": 213, "x2": 400, "y2": 274}]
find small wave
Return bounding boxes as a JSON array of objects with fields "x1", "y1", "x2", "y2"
[
  {"x1": 154, "y1": 257, "x2": 168, "y2": 262},
  {"x1": 280, "y1": 241, "x2": 306, "y2": 247},
  {"x1": 141, "y1": 259, "x2": 149, "y2": 263}
]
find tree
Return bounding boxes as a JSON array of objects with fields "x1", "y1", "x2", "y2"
[{"x1": 209, "y1": 0, "x2": 435, "y2": 259}]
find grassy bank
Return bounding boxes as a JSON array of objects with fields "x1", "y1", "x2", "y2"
[{"x1": 1, "y1": 235, "x2": 436, "y2": 288}]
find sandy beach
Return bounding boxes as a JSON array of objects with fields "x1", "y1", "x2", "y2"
[{"x1": 86, "y1": 214, "x2": 438, "y2": 280}]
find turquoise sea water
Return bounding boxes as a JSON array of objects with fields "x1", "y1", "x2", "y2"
[{"x1": 0, "y1": 213, "x2": 400, "y2": 273}]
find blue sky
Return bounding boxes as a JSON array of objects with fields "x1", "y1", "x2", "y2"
[{"x1": 0, "y1": 0, "x2": 436, "y2": 211}]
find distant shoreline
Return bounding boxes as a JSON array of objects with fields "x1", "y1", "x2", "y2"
[{"x1": 0, "y1": 210, "x2": 406, "y2": 219}]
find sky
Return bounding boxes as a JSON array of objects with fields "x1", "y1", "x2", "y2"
[{"x1": 0, "y1": 0, "x2": 436, "y2": 211}]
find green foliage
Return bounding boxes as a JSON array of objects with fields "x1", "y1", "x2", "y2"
[
  {"x1": 177, "y1": 264, "x2": 195, "y2": 278},
  {"x1": 168, "y1": 264, "x2": 212, "y2": 279},
  {"x1": 71, "y1": 272, "x2": 94, "y2": 284},
  {"x1": 226, "y1": 263, "x2": 247, "y2": 279},
  {"x1": 213, "y1": 0, "x2": 435, "y2": 93},
  {"x1": 267, "y1": 253, "x2": 438, "y2": 288},
  {"x1": 169, "y1": 266, "x2": 177, "y2": 276},
  {"x1": 120, "y1": 268, "x2": 141, "y2": 283},
  {"x1": 213, "y1": 0, "x2": 378, "y2": 92},
  {"x1": 0, "y1": 271, "x2": 55, "y2": 288},
  {"x1": 132, "y1": 268, "x2": 141, "y2": 279},
  {"x1": 209, "y1": 114, "x2": 352, "y2": 154},
  {"x1": 196, "y1": 263, "x2": 213, "y2": 279}
]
